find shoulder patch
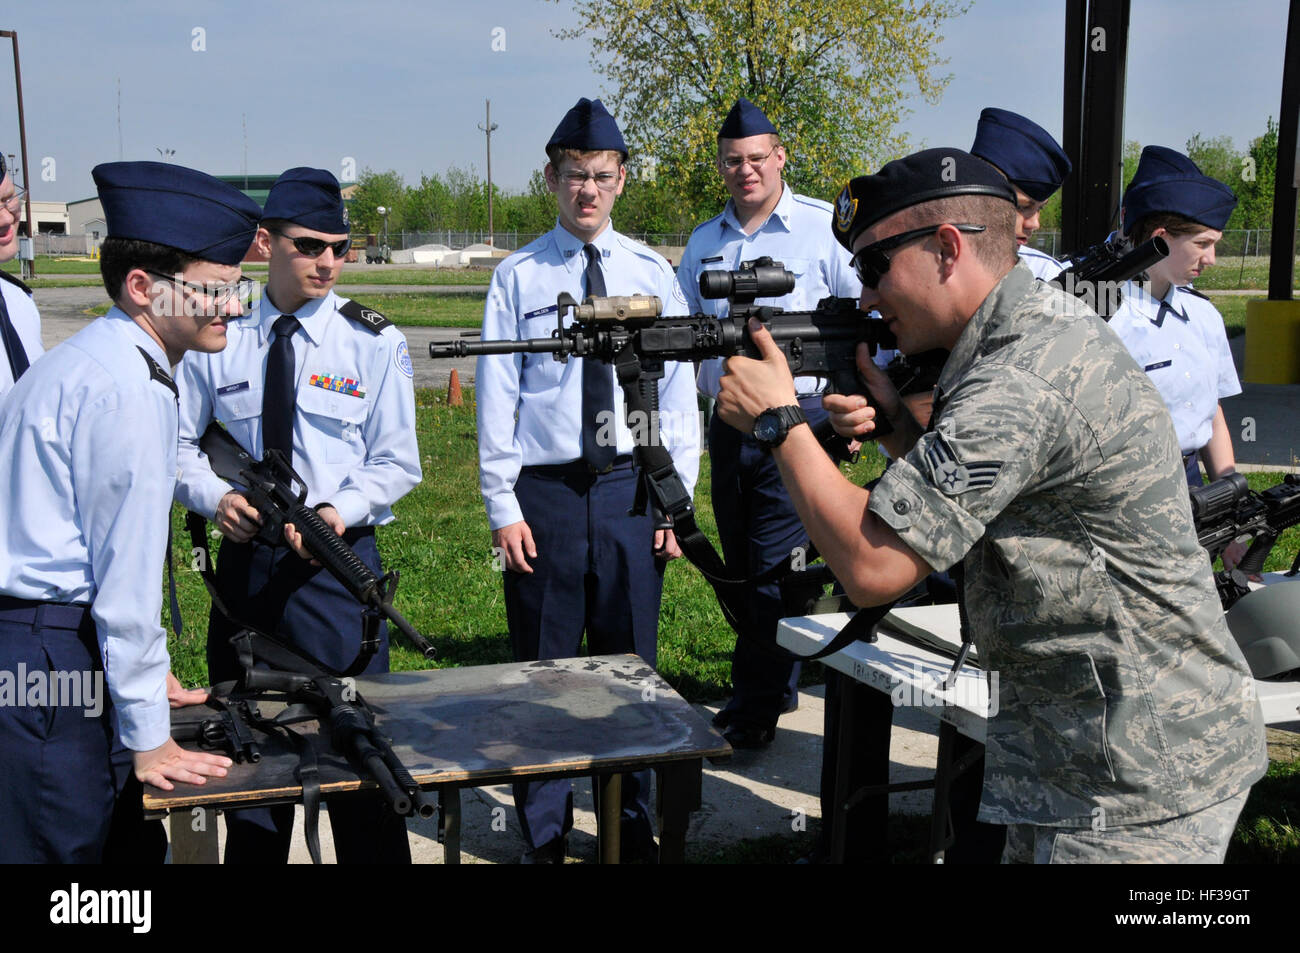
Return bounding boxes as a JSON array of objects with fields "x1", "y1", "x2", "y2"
[
  {"x1": 394, "y1": 339, "x2": 413, "y2": 378},
  {"x1": 924, "y1": 431, "x2": 1002, "y2": 495},
  {"x1": 1178, "y1": 285, "x2": 1210, "y2": 302},
  {"x1": 136, "y1": 346, "x2": 178, "y2": 401},
  {"x1": 0, "y1": 269, "x2": 33, "y2": 296},
  {"x1": 339, "y1": 298, "x2": 392, "y2": 333}
]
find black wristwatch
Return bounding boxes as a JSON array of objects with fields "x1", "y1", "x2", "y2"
[{"x1": 753, "y1": 405, "x2": 808, "y2": 450}]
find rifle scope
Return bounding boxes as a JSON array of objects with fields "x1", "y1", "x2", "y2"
[
  {"x1": 699, "y1": 256, "x2": 795, "y2": 304},
  {"x1": 1190, "y1": 472, "x2": 1250, "y2": 526}
]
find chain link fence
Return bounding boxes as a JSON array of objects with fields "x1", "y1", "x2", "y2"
[{"x1": 389, "y1": 230, "x2": 693, "y2": 251}]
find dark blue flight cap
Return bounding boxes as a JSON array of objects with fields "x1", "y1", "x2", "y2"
[
  {"x1": 262, "y1": 167, "x2": 349, "y2": 234},
  {"x1": 92, "y1": 161, "x2": 262, "y2": 265},
  {"x1": 547, "y1": 98, "x2": 628, "y2": 158},
  {"x1": 1121, "y1": 145, "x2": 1237, "y2": 233},
  {"x1": 970, "y1": 107, "x2": 1072, "y2": 202},
  {"x1": 832, "y1": 148, "x2": 1017, "y2": 253},
  {"x1": 719, "y1": 98, "x2": 778, "y2": 139}
]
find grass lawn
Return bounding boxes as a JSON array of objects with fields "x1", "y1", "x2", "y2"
[
  {"x1": 1206, "y1": 293, "x2": 1247, "y2": 337},
  {"x1": 158, "y1": 388, "x2": 1300, "y2": 862},
  {"x1": 1197, "y1": 256, "x2": 1300, "y2": 292}
]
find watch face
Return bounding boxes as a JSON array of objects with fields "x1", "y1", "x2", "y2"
[{"x1": 754, "y1": 413, "x2": 780, "y2": 443}]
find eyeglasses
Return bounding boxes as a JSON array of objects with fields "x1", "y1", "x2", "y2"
[
  {"x1": 851, "y1": 224, "x2": 986, "y2": 289},
  {"x1": 0, "y1": 186, "x2": 26, "y2": 215},
  {"x1": 719, "y1": 147, "x2": 778, "y2": 172},
  {"x1": 559, "y1": 170, "x2": 622, "y2": 191},
  {"x1": 271, "y1": 230, "x2": 352, "y2": 258},
  {"x1": 145, "y1": 269, "x2": 257, "y2": 310}
]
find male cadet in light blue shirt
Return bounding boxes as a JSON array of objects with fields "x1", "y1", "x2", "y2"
[
  {"x1": 476, "y1": 97, "x2": 700, "y2": 863},
  {"x1": 0, "y1": 161, "x2": 260, "y2": 862},
  {"x1": 675, "y1": 98, "x2": 881, "y2": 749},
  {"x1": 176, "y1": 167, "x2": 421, "y2": 864},
  {"x1": 970, "y1": 107, "x2": 1073, "y2": 280},
  {"x1": 0, "y1": 152, "x2": 43, "y2": 399}
]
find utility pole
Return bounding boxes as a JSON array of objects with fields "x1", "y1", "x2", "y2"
[
  {"x1": 0, "y1": 31, "x2": 35, "y2": 278},
  {"x1": 478, "y1": 100, "x2": 498, "y2": 246}
]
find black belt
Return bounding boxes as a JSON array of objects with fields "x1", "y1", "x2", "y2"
[
  {"x1": 523, "y1": 454, "x2": 635, "y2": 477},
  {"x1": 0, "y1": 596, "x2": 93, "y2": 630}
]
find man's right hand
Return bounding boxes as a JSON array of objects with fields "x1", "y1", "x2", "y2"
[
  {"x1": 493, "y1": 521, "x2": 537, "y2": 574},
  {"x1": 215, "y1": 491, "x2": 262, "y2": 542},
  {"x1": 825, "y1": 343, "x2": 903, "y2": 440}
]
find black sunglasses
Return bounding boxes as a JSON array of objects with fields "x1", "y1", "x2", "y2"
[
  {"x1": 271, "y1": 230, "x2": 351, "y2": 259},
  {"x1": 851, "y1": 223, "x2": 986, "y2": 289}
]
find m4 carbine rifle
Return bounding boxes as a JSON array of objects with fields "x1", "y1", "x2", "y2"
[
  {"x1": 175, "y1": 426, "x2": 442, "y2": 862},
  {"x1": 431, "y1": 258, "x2": 898, "y2": 662},
  {"x1": 195, "y1": 422, "x2": 437, "y2": 672},
  {"x1": 1049, "y1": 235, "x2": 1169, "y2": 319},
  {"x1": 1189, "y1": 472, "x2": 1300, "y2": 607}
]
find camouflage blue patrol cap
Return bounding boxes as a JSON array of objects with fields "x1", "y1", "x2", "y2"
[
  {"x1": 1121, "y1": 145, "x2": 1237, "y2": 233},
  {"x1": 263, "y1": 167, "x2": 349, "y2": 234},
  {"x1": 832, "y1": 148, "x2": 1017, "y2": 253},
  {"x1": 92, "y1": 161, "x2": 262, "y2": 265},
  {"x1": 970, "y1": 107, "x2": 1072, "y2": 202}
]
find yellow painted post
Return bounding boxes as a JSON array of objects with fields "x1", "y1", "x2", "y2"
[{"x1": 1244, "y1": 299, "x2": 1300, "y2": 383}]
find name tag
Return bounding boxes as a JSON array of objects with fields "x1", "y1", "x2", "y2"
[
  {"x1": 216, "y1": 380, "x2": 250, "y2": 396},
  {"x1": 701, "y1": 255, "x2": 724, "y2": 264},
  {"x1": 1144, "y1": 360, "x2": 1172, "y2": 371},
  {"x1": 524, "y1": 305, "x2": 558, "y2": 320}
]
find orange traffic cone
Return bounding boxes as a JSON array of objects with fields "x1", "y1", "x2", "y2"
[{"x1": 447, "y1": 367, "x2": 464, "y2": 406}]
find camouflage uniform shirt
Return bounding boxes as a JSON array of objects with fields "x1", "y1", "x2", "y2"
[{"x1": 868, "y1": 263, "x2": 1267, "y2": 827}]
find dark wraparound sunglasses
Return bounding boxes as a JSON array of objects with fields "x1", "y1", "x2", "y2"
[
  {"x1": 271, "y1": 230, "x2": 352, "y2": 258},
  {"x1": 851, "y1": 223, "x2": 986, "y2": 289}
]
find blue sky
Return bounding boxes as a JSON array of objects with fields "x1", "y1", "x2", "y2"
[{"x1": 0, "y1": 0, "x2": 1290, "y2": 201}]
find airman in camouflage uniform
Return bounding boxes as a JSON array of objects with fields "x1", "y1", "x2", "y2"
[{"x1": 715, "y1": 148, "x2": 1267, "y2": 863}]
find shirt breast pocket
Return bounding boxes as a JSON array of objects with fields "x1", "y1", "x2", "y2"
[
  {"x1": 213, "y1": 381, "x2": 263, "y2": 425},
  {"x1": 776, "y1": 257, "x2": 830, "y2": 305},
  {"x1": 296, "y1": 383, "x2": 368, "y2": 464},
  {"x1": 519, "y1": 314, "x2": 565, "y2": 384}
]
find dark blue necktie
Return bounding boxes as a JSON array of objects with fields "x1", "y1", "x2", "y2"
[
  {"x1": 580, "y1": 244, "x2": 615, "y2": 469},
  {"x1": 263, "y1": 314, "x2": 300, "y2": 463},
  {"x1": 0, "y1": 289, "x2": 30, "y2": 384}
]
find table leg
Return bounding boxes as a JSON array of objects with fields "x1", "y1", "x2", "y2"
[
  {"x1": 440, "y1": 787, "x2": 461, "y2": 865},
  {"x1": 656, "y1": 759, "x2": 701, "y2": 864},
  {"x1": 828, "y1": 671, "x2": 895, "y2": 863},
  {"x1": 168, "y1": 807, "x2": 218, "y2": 864},
  {"x1": 596, "y1": 773, "x2": 623, "y2": 864}
]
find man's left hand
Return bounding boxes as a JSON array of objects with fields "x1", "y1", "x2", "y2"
[
  {"x1": 654, "y1": 528, "x2": 682, "y2": 561},
  {"x1": 717, "y1": 318, "x2": 797, "y2": 434},
  {"x1": 166, "y1": 671, "x2": 208, "y2": 709},
  {"x1": 284, "y1": 504, "x2": 346, "y2": 562}
]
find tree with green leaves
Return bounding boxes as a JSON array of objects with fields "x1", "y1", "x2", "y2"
[
  {"x1": 551, "y1": 0, "x2": 965, "y2": 220},
  {"x1": 348, "y1": 169, "x2": 406, "y2": 234},
  {"x1": 1236, "y1": 117, "x2": 1278, "y2": 231}
]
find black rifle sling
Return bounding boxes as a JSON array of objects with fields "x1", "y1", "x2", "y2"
[{"x1": 612, "y1": 345, "x2": 888, "y2": 661}]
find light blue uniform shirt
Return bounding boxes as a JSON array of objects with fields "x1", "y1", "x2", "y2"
[
  {"x1": 176, "y1": 289, "x2": 421, "y2": 528},
  {"x1": 677, "y1": 184, "x2": 891, "y2": 399},
  {"x1": 476, "y1": 223, "x2": 701, "y2": 531},
  {"x1": 0, "y1": 275, "x2": 44, "y2": 398},
  {"x1": 0, "y1": 310, "x2": 176, "y2": 750},
  {"x1": 1109, "y1": 280, "x2": 1240, "y2": 454},
  {"x1": 1018, "y1": 244, "x2": 1064, "y2": 281}
]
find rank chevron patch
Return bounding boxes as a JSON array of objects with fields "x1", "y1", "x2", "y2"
[{"x1": 925, "y1": 432, "x2": 1002, "y2": 495}]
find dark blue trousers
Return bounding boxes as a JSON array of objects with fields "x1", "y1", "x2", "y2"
[
  {"x1": 504, "y1": 460, "x2": 664, "y2": 850},
  {"x1": 710, "y1": 396, "x2": 831, "y2": 732},
  {"x1": 207, "y1": 530, "x2": 410, "y2": 864},
  {"x1": 0, "y1": 599, "x2": 116, "y2": 863}
]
